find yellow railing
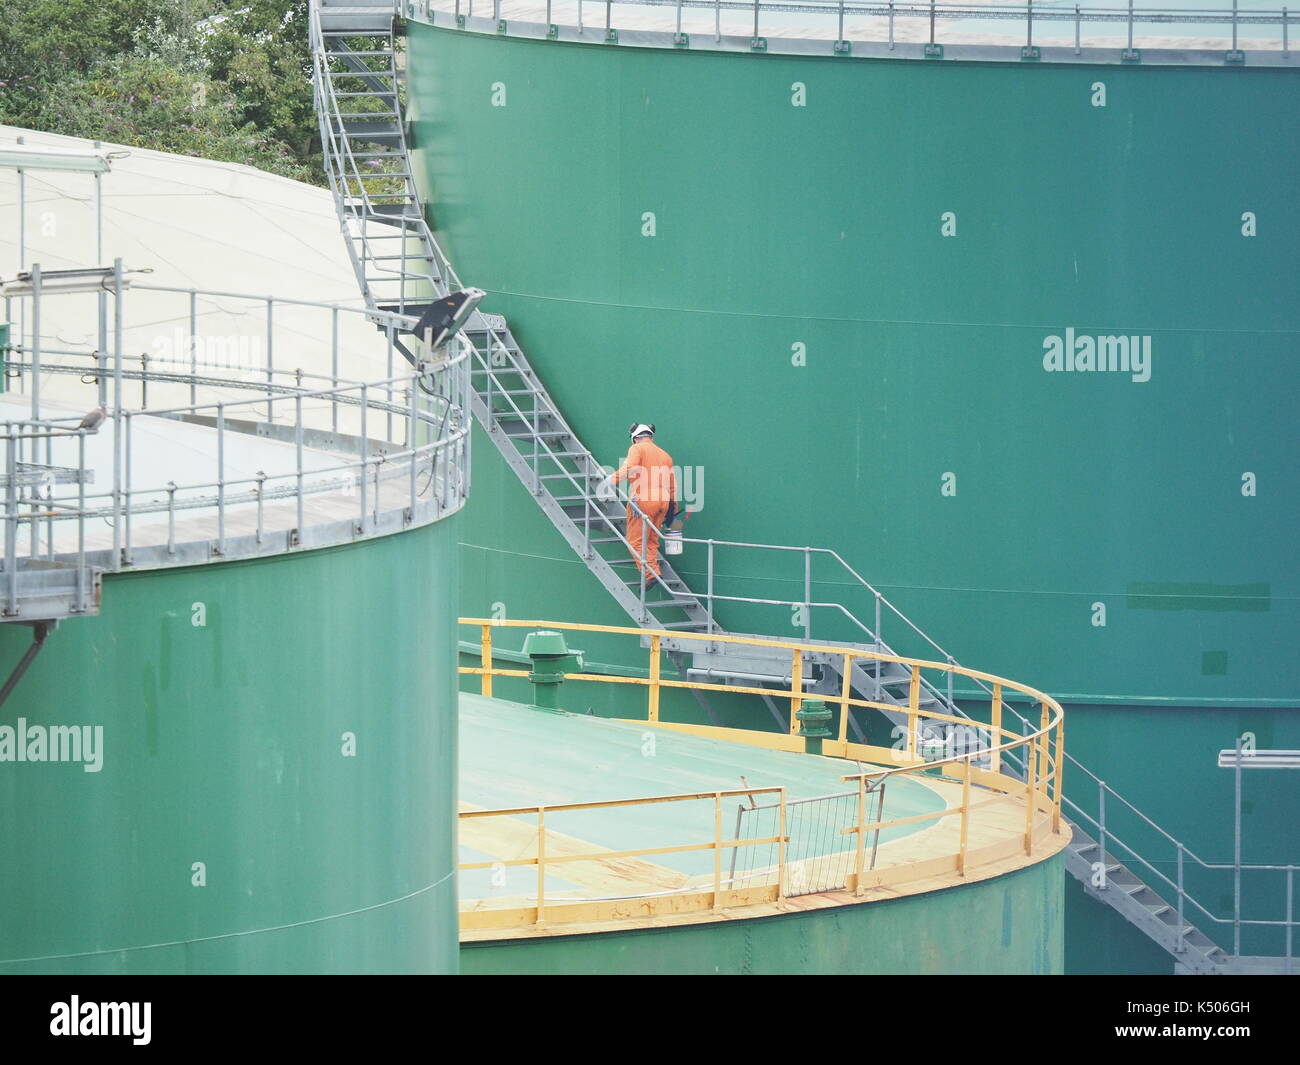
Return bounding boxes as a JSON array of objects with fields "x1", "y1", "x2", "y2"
[{"x1": 457, "y1": 618, "x2": 1067, "y2": 930}]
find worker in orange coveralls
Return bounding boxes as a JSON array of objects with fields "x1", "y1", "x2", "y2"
[{"x1": 600, "y1": 423, "x2": 677, "y2": 579}]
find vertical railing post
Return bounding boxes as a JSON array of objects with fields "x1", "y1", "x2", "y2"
[
  {"x1": 331, "y1": 306, "x2": 340, "y2": 435},
  {"x1": 777, "y1": 788, "x2": 787, "y2": 901},
  {"x1": 408, "y1": 381, "x2": 418, "y2": 519},
  {"x1": 122, "y1": 411, "x2": 132, "y2": 564},
  {"x1": 648, "y1": 633, "x2": 661, "y2": 722},
  {"x1": 990, "y1": 683, "x2": 1003, "y2": 773},
  {"x1": 4, "y1": 426, "x2": 16, "y2": 616},
  {"x1": 188, "y1": 288, "x2": 198, "y2": 408},
  {"x1": 1127, "y1": 0, "x2": 1134, "y2": 53},
  {"x1": 265, "y1": 297, "x2": 274, "y2": 424},
  {"x1": 1286, "y1": 866, "x2": 1294, "y2": 975},
  {"x1": 216, "y1": 404, "x2": 226, "y2": 555},
  {"x1": 1074, "y1": 4, "x2": 1081, "y2": 53},
  {"x1": 788, "y1": 648, "x2": 803, "y2": 734},
  {"x1": 1176, "y1": 843, "x2": 1186, "y2": 953},
  {"x1": 907, "y1": 665, "x2": 920, "y2": 759},
  {"x1": 359, "y1": 384, "x2": 369, "y2": 529},
  {"x1": 30, "y1": 265, "x2": 40, "y2": 425},
  {"x1": 76, "y1": 432, "x2": 87, "y2": 609},
  {"x1": 295, "y1": 393, "x2": 304, "y2": 537},
  {"x1": 838, "y1": 652, "x2": 852, "y2": 744},
  {"x1": 1052, "y1": 714, "x2": 1065, "y2": 831},
  {"x1": 803, "y1": 546, "x2": 812, "y2": 641},
  {"x1": 853, "y1": 774, "x2": 866, "y2": 896},
  {"x1": 958, "y1": 754, "x2": 971, "y2": 875},
  {"x1": 1023, "y1": 730, "x2": 1037, "y2": 855},
  {"x1": 111, "y1": 258, "x2": 124, "y2": 571},
  {"x1": 1234, "y1": 736, "x2": 1243, "y2": 957},
  {"x1": 1232, "y1": 0, "x2": 1239, "y2": 52},
  {"x1": 480, "y1": 623, "x2": 493, "y2": 697},
  {"x1": 536, "y1": 807, "x2": 546, "y2": 926},
  {"x1": 706, "y1": 538, "x2": 715, "y2": 636},
  {"x1": 713, "y1": 791, "x2": 723, "y2": 910},
  {"x1": 166, "y1": 480, "x2": 176, "y2": 556},
  {"x1": 255, "y1": 470, "x2": 266, "y2": 544},
  {"x1": 1098, "y1": 782, "x2": 1108, "y2": 887}
]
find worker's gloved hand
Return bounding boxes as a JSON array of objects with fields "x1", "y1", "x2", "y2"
[{"x1": 594, "y1": 476, "x2": 616, "y2": 502}]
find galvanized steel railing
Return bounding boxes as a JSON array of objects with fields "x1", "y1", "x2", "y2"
[
  {"x1": 457, "y1": 617, "x2": 1066, "y2": 928},
  {"x1": 0, "y1": 265, "x2": 471, "y2": 620},
  {"x1": 422, "y1": 0, "x2": 1295, "y2": 62}
]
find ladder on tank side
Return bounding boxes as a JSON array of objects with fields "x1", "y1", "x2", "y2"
[{"x1": 308, "y1": 0, "x2": 1246, "y2": 974}]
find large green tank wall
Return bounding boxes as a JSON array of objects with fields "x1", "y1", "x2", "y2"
[
  {"x1": 410, "y1": 26, "x2": 1299, "y2": 972},
  {"x1": 0, "y1": 520, "x2": 460, "y2": 974},
  {"x1": 412, "y1": 25, "x2": 1297, "y2": 706},
  {"x1": 463, "y1": 851, "x2": 1064, "y2": 975}
]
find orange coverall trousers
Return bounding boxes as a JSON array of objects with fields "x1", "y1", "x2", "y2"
[{"x1": 627, "y1": 500, "x2": 670, "y2": 578}]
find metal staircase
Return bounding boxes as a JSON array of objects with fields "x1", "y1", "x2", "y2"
[{"x1": 307, "y1": 0, "x2": 1291, "y2": 974}]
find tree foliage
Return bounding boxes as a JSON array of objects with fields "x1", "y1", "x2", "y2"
[{"x1": 0, "y1": 0, "x2": 323, "y2": 184}]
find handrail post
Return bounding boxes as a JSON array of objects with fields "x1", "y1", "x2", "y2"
[
  {"x1": 1287, "y1": 866, "x2": 1294, "y2": 975},
  {"x1": 706, "y1": 538, "x2": 715, "y2": 637},
  {"x1": 1052, "y1": 713, "x2": 1064, "y2": 832},
  {"x1": 648, "y1": 633, "x2": 661, "y2": 722},
  {"x1": 111, "y1": 258, "x2": 124, "y2": 571},
  {"x1": 777, "y1": 787, "x2": 787, "y2": 901},
  {"x1": 536, "y1": 807, "x2": 546, "y2": 926},
  {"x1": 838, "y1": 652, "x2": 852, "y2": 744},
  {"x1": 1176, "y1": 843, "x2": 1186, "y2": 953},
  {"x1": 216, "y1": 403, "x2": 226, "y2": 556},
  {"x1": 853, "y1": 774, "x2": 866, "y2": 896},
  {"x1": 1023, "y1": 730, "x2": 1037, "y2": 855},
  {"x1": 188, "y1": 288, "x2": 198, "y2": 408},
  {"x1": 803, "y1": 545, "x2": 812, "y2": 641},
  {"x1": 713, "y1": 791, "x2": 723, "y2": 910},
  {"x1": 1234, "y1": 736, "x2": 1243, "y2": 957},
  {"x1": 1098, "y1": 782, "x2": 1108, "y2": 887},
  {"x1": 1038, "y1": 701, "x2": 1050, "y2": 800},
  {"x1": 265, "y1": 297, "x2": 274, "y2": 424},
  {"x1": 788, "y1": 649, "x2": 803, "y2": 734},
  {"x1": 123, "y1": 411, "x2": 132, "y2": 564},
  {"x1": 990, "y1": 683, "x2": 1003, "y2": 773},
  {"x1": 481, "y1": 623, "x2": 493, "y2": 697},
  {"x1": 907, "y1": 665, "x2": 920, "y2": 759},
  {"x1": 1074, "y1": 3, "x2": 1080, "y2": 53},
  {"x1": 958, "y1": 754, "x2": 971, "y2": 875}
]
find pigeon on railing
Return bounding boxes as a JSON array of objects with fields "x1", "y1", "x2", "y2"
[{"x1": 77, "y1": 407, "x2": 107, "y2": 433}]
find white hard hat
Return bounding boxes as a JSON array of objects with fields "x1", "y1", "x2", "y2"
[{"x1": 629, "y1": 422, "x2": 655, "y2": 439}]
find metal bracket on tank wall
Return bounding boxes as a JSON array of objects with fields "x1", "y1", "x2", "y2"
[
  {"x1": 750, "y1": 36, "x2": 768, "y2": 51},
  {"x1": 833, "y1": 39, "x2": 851, "y2": 55},
  {"x1": 456, "y1": 13, "x2": 465, "y2": 27},
  {"x1": 1224, "y1": 49, "x2": 1246, "y2": 63},
  {"x1": 497, "y1": 19, "x2": 507, "y2": 32},
  {"x1": 1121, "y1": 47, "x2": 1142, "y2": 62},
  {"x1": 605, "y1": 27, "x2": 619, "y2": 42},
  {"x1": 1020, "y1": 45, "x2": 1041, "y2": 60},
  {"x1": 924, "y1": 42, "x2": 944, "y2": 57},
  {"x1": 547, "y1": 23, "x2": 559, "y2": 38},
  {"x1": 673, "y1": 32, "x2": 690, "y2": 48}
]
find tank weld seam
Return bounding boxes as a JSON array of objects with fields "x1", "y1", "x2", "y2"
[{"x1": 0, "y1": 869, "x2": 456, "y2": 965}]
